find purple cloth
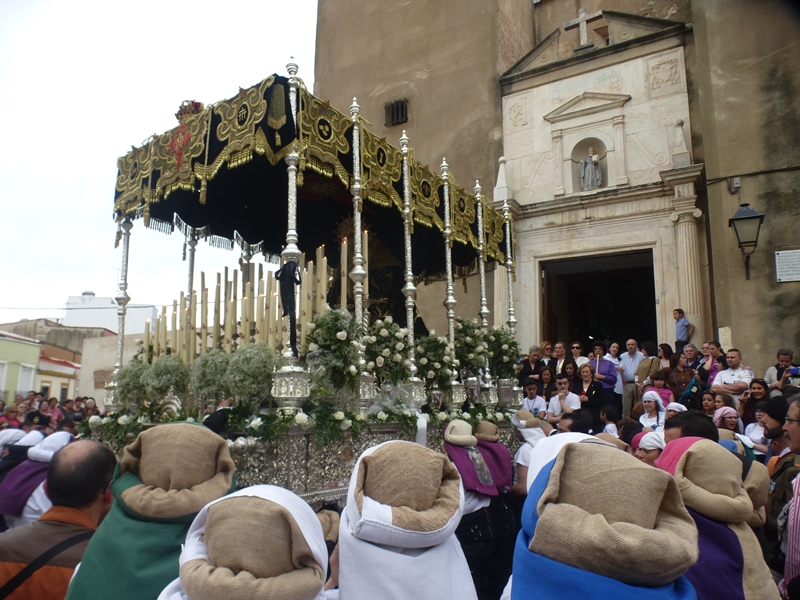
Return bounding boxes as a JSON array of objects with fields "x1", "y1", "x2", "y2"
[
  {"x1": 0, "y1": 460, "x2": 49, "y2": 517},
  {"x1": 593, "y1": 359, "x2": 618, "y2": 391},
  {"x1": 476, "y1": 439, "x2": 513, "y2": 494},
  {"x1": 444, "y1": 441, "x2": 498, "y2": 496},
  {"x1": 683, "y1": 508, "x2": 746, "y2": 600}
]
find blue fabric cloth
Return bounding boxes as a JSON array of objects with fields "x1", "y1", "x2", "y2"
[{"x1": 511, "y1": 458, "x2": 697, "y2": 600}]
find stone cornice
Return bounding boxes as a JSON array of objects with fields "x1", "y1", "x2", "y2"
[
  {"x1": 492, "y1": 197, "x2": 523, "y2": 220},
  {"x1": 518, "y1": 181, "x2": 667, "y2": 218}
]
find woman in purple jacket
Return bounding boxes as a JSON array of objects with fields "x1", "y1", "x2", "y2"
[{"x1": 591, "y1": 342, "x2": 618, "y2": 409}]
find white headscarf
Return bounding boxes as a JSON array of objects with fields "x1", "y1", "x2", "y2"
[
  {"x1": 0, "y1": 430, "x2": 25, "y2": 455},
  {"x1": 666, "y1": 402, "x2": 687, "y2": 413},
  {"x1": 525, "y1": 433, "x2": 593, "y2": 492},
  {"x1": 639, "y1": 431, "x2": 666, "y2": 451},
  {"x1": 15, "y1": 430, "x2": 45, "y2": 447},
  {"x1": 28, "y1": 431, "x2": 73, "y2": 462},
  {"x1": 158, "y1": 485, "x2": 329, "y2": 600},
  {"x1": 338, "y1": 441, "x2": 477, "y2": 600}
]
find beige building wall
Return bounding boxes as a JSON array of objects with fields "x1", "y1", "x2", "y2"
[
  {"x1": 79, "y1": 334, "x2": 142, "y2": 405},
  {"x1": 314, "y1": 0, "x2": 534, "y2": 191},
  {"x1": 688, "y1": 0, "x2": 800, "y2": 375}
]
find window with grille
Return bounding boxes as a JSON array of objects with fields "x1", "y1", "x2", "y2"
[{"x1": 384, "y1": 99, "x2": 408, "y2": 127}]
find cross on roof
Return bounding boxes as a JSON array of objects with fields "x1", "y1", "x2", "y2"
[{"x1": 564, "y1": 8, "x2": 603, "y2": 48}]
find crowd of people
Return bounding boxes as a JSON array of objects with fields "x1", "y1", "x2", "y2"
[
  {"x1": 1, "y1": 317, "x2": 800, "y2": 599},
  {"x1": 0, "y1": 392, "x2": 103, "y2": 435}
]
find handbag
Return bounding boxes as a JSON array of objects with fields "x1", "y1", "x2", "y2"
[{"x1": 676, "y1": 373, "x2": 700, "y2": 409}]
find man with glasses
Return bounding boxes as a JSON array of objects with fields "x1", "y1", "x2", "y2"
[
  {"x1": 620, "y1": 339, "x2": 644, "y2": 419},
  {"x1": 546, "y1": 373, "x2": 581, "y2": 425}
]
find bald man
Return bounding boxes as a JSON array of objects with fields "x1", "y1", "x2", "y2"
[{"x1": 620, "y1": 339, "x2": 644, "y2": 418}]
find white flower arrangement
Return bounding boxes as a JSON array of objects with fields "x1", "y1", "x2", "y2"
[
  {"x1": 385, "y1": 316, "x2": 393, "y2": 324},
  {"x1": 420, "y1": 357, "x2": 428, "y2": 365},
  {"x1": 376, "y1": 411, "x2": 388, "y2": 421},
  {"x1": 380, "y1": 329, "x2": 389, "y2": 337},
  {"x1": 416, "y1": 332, "x2": 452, "y2": 390},
  {"x1": 308, "y1": 343, "x2": 319, "y2": 352},
  {"x1": 88, "y1": 415, "x2": 103, "y2": 428},
  {"x1": 305, "y1": 309, "x2": 360, "y2": 392},
  {"x1": 363, "y1": 317, "x2": 412, "y2": 385},
  {"x1": 376, "y1": 356, "x2": 385, "y2": 367},
  {"x1": 437, "y1": 411, "x2": 448, "y2": 421},
  {"x1": 349, "y1": 365, "x2": 358, "y2": 375},
  {"x1": 118, "y1": 415, "x2": 134, "y2": 426},
  {"x1": 336, "y1": 331, "x2": 348, "y2": 340},
  {"x1": 247, "y1": 417, "x2": 263, "y2": 430},
  {"x1": 294, "y1": 412, "x2": 310, "y2": 426},
  {"x1": 225, "y1": 343, "x2": 277, "y2": 401},
  {"x1": 333, "y1": 411, "x2": 345, "y2": 421},
  {"x1": 191, "y1": 349, "x2": 231, "y2": 401},
  {"x1": 137, "y1": 415, "x2": 150, "y2": 425},
  {"x1": 340, "y1": 419, "x2": 352, "y2": 431}
]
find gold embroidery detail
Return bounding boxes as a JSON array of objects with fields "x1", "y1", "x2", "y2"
[
  {"x1": 298, "y1": 88, "x2": 352, "y2": 188},
  {"x1": 268, "y1": 84, "x2": 286, "y2": 130},
  {"x1": 153, "y1": 109, "x2": 210, "y2": 201},
  {"x1": 447, "y1": 172, "x2": 478, "y2": 249},
  {"x1": 408, "y1": 148, "x2": 444, "y2": 232},
  {"x1": 215, "y1": 76, "x2": 274, "y2": 163},
  {"x1": 361, "y1": 127, "x2": 403, "y2": 210},
  {"x1": 483, "y1": 198, "x2": 506, "y2": 262},
  {"x1": 115, "y1": 143, "x2": 153, "y2": 216}
]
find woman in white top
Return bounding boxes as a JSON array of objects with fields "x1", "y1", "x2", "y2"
[
  {"x1": 639, "y1": 390, "x2": 665, "y2": 431},
  {"x1": 605, "y1": 341, "x2": 624, "y2": 413}
]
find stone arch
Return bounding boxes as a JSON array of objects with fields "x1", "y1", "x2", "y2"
[{"x1": 571, "y1": 137, "x2": 608, "y2": 191}]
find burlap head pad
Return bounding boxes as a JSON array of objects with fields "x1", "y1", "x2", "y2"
[
  {"x1": 529, "y1": 441, "x2": 697, "y2": 587},
  {"x1": 673, "y1": 439, "x2": 752, "y2": 524},
  {"x1": 119, "y1": 423, "x2": 235, "y2": 519},
  {"x1": 204, "y1": 497, "x2": 320, "y2": 579},
  {"x1": 475, "y1": 421, "x2": 500, "y2": 442},
  {"x1": 356, "y1": 442, "x2": 461, "y2": 532},
  {"x1": 316, "y1": 509, "x2": 340, "y2": 543}
]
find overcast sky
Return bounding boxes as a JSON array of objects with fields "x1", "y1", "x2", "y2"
[{"x1": 0, "y1": 0, "x2": 317, "y2": 326}]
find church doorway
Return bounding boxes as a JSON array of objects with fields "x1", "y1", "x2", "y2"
[{"x1": 541, "y1": 251, "x2": 658, "y2": 349}]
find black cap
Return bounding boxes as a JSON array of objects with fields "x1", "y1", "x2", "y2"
[
  {"x1": 23, "y1": 411, "x2": 46, "y2": 426},
  {"x1": 763, "y1": 398, "x2": 788, "y2": 424},
  {"x1": 754, "y1": 400, "x2": 769, "y2": 413}
]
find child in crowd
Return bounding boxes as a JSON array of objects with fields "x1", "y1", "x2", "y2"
[
  {"x1": 600, "y1": 405, "x2": 619, "y2": 437},
  {"x1": 521, "y1": 379, "x2": 547, "y2": 418},
  {"x1": 645, "y1": 371, "x2": 674, "y2": 407}
]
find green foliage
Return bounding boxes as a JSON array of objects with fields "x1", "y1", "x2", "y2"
[
  {"x1": 141, "y1": 354, "x2": 190, "y2": 400},
  {"x1": 305, "y1": 308, "x2": 360, "y2": 392},
  {"x1": 115, "y1": 357, "x2": 150, "y2": 405},
  {"x1": 192, "y1": 349, "x2": 231, "y2": 400},
  {"x1": 362, "y1": 316, "x2": 411, "y2": 385},
  {"x1": 416, "y1": 331, "x2": 454, "y2": 390},
  {"x1": 453, "y1": 317, "x2": 487, "y2": 377},
  {"x1": 485, "y1": 326, "x2": 521, "y2": 380},
  {"x1": 307, "y1": 401, "x2": 361, "y2": 447},
  {"x1": 225, "y1": 343, "x2": 276, "y2": 401},
  {"x1": 77, "y1": 406, "x2": 200, "y2": 451}
]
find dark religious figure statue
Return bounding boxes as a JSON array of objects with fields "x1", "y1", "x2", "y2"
[
  {"x1": 580, "y1": 146, "x2": 602, "y2": 191},
  {"x1": 274, "y1": 260, "x2": 302, "y2": 357}
]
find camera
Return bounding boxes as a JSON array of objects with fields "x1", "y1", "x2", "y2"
[{"x1": 789, "y1": 367, "x2": 800, "y2": 376}]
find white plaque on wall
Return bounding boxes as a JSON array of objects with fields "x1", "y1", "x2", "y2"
[{"x1": 775, "y1": 250, "x2": 800, "y2": 282}]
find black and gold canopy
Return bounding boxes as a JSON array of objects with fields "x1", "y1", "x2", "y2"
[{"x1": 113, "y1": 74, "x2": 511, "y2": 274}]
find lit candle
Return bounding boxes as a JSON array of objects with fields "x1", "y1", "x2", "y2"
[
  {"x1": 320, "y1": 253, "x2": 328, "y2": 310},
  {"x1": 256, "y1": 278, "x2": 264, "y2": 342},
  {"x1": 340, "y1": 237, "x2": 347, "y2": 310},
  {"x1": 189, "y1": 291, "x2": 197, "y2": 364},
  {"x1": 201, "y1": 287, "x2": 208, "y2": 355},
  {"x1": 362, "y1": 230, "x2": 369, "y2": 300},
  {"x1": 153, "y1": 315, "x2": 160, "y2": 358},
  {"x1": 161, "y1": 306, "x2": 167, "y2": 356},
  {"x1": 171, "y1": 300, "x2": 178, "y2": 356},
  {"x1": 144, "y1": 320, "x2": 151, "y2": 364},
  {"x1": 179, "y1": 292, "x2": 186, "y2": 362}
]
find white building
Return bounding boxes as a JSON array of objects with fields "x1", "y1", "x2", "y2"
[{"x1": 62, "y1": 292, "x2": 156, "y2": 335}]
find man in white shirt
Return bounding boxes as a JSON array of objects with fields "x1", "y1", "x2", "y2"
[
  {"x1": 711, "y1": 348, "x2": 753, "y2": 406},
  {"x1": 620, "y1": 339, "x2": 644, "y2": 419},
  {"x1": 765, "y1": 349, "x2": 800, "y2": 398},
  {"x1": 546, "y1": 373, "x2": 581, "y2": 424},
  {"x1": 521, "y1": 380, "x2": 547, "y2": 418}
]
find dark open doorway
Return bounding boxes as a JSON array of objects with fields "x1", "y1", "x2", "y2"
[{"x1": 542, "y1": 251, "x2": 657, "y2": 349}]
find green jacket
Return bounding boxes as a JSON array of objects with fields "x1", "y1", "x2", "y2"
[{"x1": 66, "y1": 466, "x2": 235, "y2": 600}]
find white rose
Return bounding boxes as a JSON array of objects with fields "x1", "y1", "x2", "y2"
[
  {"x1": 395, "y1": 342, "x2": 404, "y2": 351},
  {"x1": 402, "y1": 410, "x2": 412, "y2": 417},
  {"x1": 308, "y1": 343, "x2": 319, "y2": 352},
  {"x1": 443, "y1": 355, "x2": 451, "y2": 363},
  {"x1": 404, "y1": 360, "x2": 412, "y2": 367},
  {"x1": 137, "y1": 415, "x2": 150, "y2": 425},
  {"x1": 476, "y1": 346, "x2": 484, "y2": 353},
  {"x1": 294, "y1": 412, "x2": 309, "y2": 426},
  {"x1": 186, "y1": 416, "x2": 196, "y2": 422},
  {"x1": 444, "y1": 368, "x2": 452, "y2": 376},
  {"x1": 88, "y1": 415, "x2": 102, "y2": 428},
  {"x1": 502, "y1": 344, "x2": 509, "y2": 351},
  {"x1": 117, "y1": 415, "x2": 133, "y2": 426},
  {"x1": 437, "y1": 411, "x2": 448, "y2": 421},
  {"x1": 340, "y1": 419, "x2": 352, "y2": 431},
  {"x1": 349, "y1": 365, "x2": 358, "y2": 374},
  {"x1": 367, "y1": 361, "x2": 375, "y2": 371},
  {"x1": 489, "y1": 336, "x2": 496, "y2": 342},
  {"x1": 429, "y1": 329, "x2": 436, "y2": 336},
  {"x1": 471, "y1": 318, "x2": 478, "y2": 325},
  {"x1": 503, "y1": 356, "x2": 509, "y2": 362},
  {"x1": 380, "y1": 329, "x2": 389, "y2": 337},
  {"x1": 382, "y1": 348, "x2": 391, "y2": 357},
  {"x1": 455, "y1": 322, "x2": 463, "y2": 330},
  {"x1": 393, "y1": 354, "x2": 402, "y2": 362},
  {"x1": 385, "y1": 316, "x2": 393, "y2": 324},
  {"x1": 367, "y1": 336, "x2": 376, "y2": 343},
  {"x1": 461, "y1": 412, "x2": 471, "y2": 420},
  {"x1": 434, "y1": 362, "x2": 441, "y2": 369},
  {"x1": 308, "y1": 322, "x2": 316, "y2": 331},
  {"x1": 247, "y1": 417, "x2": 263, "y2": 429},
  {"x1": 336, "y1": 331, "x2": 348, "y2": 340},
  {"x1": 438, "y1": 336, "x2": 447, "y2": 344},
  {"x1": 356, "y1": 414, "x2": 366, "y2": 421},
  {"x1": 468, "y1": 353, "x2": 474, "y2": 360},
  {"x1": 496, "y1": 412, "x2": 506, "y2": 421},
  {"x1": 420, "y1": 357, "x2": 428, "y2": 365},
  {"x1": 375, "y1": 319, "x2": 384, "y2": 327},
  {"x1": 395, "y1": 331, "x2": 405, "y2": 339},
  {"x1": 377, "y1": 411, "x2": 388, "y2": 421},
  {"x1": 333, "y1": 411, "x2": 345, "y2": 421},
  {"x1": 427, "y1": 370, "x2": 435, "y2": 379},
  {"x1": 376, "y1": 356, "x2": 385, "y2": 367},
  {"x1": 101, "y1": 417, "x2": 112, "y2": 424},
  {"x1": 400, "y1": 328, "x2": 409, "y2": 336},
  {"x1": 453, "y1": 359, "x2": 460, "y2": 367},
  {"x1": 466, "y1": 337, "x2": 473, "y2": 344},
  {"x1": 417, "y1": 346, "x2": 425, "y2": 354}
]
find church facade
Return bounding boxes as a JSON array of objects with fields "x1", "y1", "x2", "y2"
[{"x1": 315, "y1": 0, "x2": 800, "y2": 374}]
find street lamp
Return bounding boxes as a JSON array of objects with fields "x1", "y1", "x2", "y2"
[{"x1": 728, "y1": 203, "x2": 764, "y2": 280}]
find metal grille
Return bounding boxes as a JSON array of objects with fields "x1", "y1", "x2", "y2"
[{"x1": 384, "y1": 98, "x2": 408, "y2": 127}]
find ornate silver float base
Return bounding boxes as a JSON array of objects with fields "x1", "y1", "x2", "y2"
[
  {"x1": 271, "y1": 361, "x2": 311, "y2": 414},
  {"x1": 497, "y1": 378, "x2": 515, "y2": 409},
  {"x1": 104, "y1": 381, "x2": 122, "y2": 414},
  {"x1": 449, "y1": 381, "x2": 466, "y2": 411},
  {"x1": 511, "y1": 385, "x2": 524, "y2": 410}
]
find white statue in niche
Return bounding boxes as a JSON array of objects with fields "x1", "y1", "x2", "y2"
[{"x1": 580, "y1": 146, "x2": 601, "y2": 191}]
